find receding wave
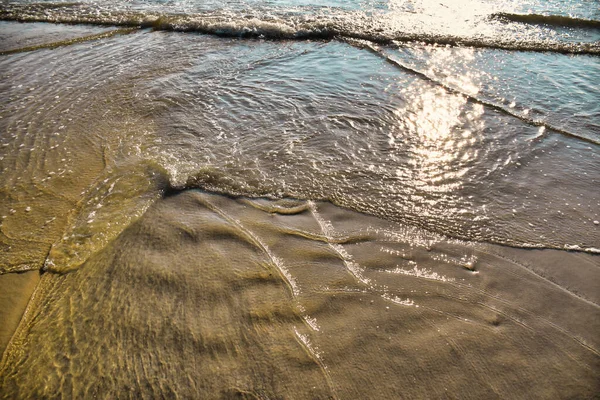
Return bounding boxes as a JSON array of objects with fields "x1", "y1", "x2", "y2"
[
  {"x1": 491, "y1": 12, "x2": 600, "y2": 29},
  {"x1": 0, "y1": 27, "x2": 138, "y2": 55},
  {"x1": 1, "y1": 3, "x2": 599, "y2": 55}
]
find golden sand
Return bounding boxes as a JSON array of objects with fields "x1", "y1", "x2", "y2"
[{"x1": 1, "y1": 191, "x2": 598, "y2": 398}]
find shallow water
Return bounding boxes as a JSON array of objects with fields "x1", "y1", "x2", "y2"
[
  {"x1": 0, "y1": 0, "x2": 599, "y2": 397},
  {"x1": 0, "y1": 19, "x2": 598, "y2": 273}
]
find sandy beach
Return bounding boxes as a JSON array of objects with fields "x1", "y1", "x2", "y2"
[
  {"x1": 1, "y1": 2, "x2": 599, "y2": 397},
  {"x1": 1, "y1": 190, "x2": 598, "y2": 398}
]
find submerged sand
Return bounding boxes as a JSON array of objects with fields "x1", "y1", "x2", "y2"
[{"x1": 1, "y1": 190, "x2": 598, "y2": 398}]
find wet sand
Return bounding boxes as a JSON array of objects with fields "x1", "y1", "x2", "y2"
[
  {"x1": 1, "y1": 190, "x2": 598, "y2": 398},
  {"x1": 0, "y1": 270, "x2": 39, "y2": 355}
]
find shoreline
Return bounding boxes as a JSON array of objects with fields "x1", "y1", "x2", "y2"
[
  {"x1": 1, "y1": 13, "x2": 598, "y2": 398},
  {"x1": 1, "y1": 190, "x2": 598, "y2": 398}
]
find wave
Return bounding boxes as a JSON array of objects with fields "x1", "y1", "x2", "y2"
[
  {"x1": 343, "y1": 38, "x2": 600, "y2": 146},
  {"x1": 0, "y1": 27, "x2": 138, "y2": 55},
  {"x1": 491, "y1": 12, "x2": 600, "y2": 29},
  {"x1": 1, "y1": 3, "x2": 599, "y2": 55},
  {"x1": 175, "y1": 170, "x2": 600, "y2": 256}
]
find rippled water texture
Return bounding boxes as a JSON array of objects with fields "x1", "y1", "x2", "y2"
[
  {"x1": 0, "y1": 0, "x2": 599, "y2": 397},
  {"x1": 1, "y1": 25, "x2": 598, "y2": 275}
]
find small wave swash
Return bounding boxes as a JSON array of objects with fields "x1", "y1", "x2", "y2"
[
  {"x1": 490, "y1": 12, "x2": 600, "y2": 29},
  {"x1": 1, "y1": 3, "x2": 599, "y2": 55}
]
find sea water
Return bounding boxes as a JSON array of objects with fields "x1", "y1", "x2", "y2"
[
  {"x1": 1, "y1": 0, "x2": 598, "y2": 273},
  {"x1": 0, "y1": 0, "x2": 599, "y2": 398}
]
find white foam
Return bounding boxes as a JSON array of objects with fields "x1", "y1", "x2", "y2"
[
  {"x1": 293, "y1": 327, "x2": 322, "y2": 359},
  {"x1": 389, "y1": 264, "x2": 454, "y2": 282},
  {"x1": 308, "y1": 201, "x2": 370, "y2": 285},
  {"x1": 382, "y1": 294, "x2": 415, "y2": 306}
]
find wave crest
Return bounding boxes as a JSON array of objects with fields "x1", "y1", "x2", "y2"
[
  {"x1": 491, "y1": 12, "x2": 600, "y2": 29},
  {"x1": 1, "y1": 3, "x2": 599, "y2": 55}
]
